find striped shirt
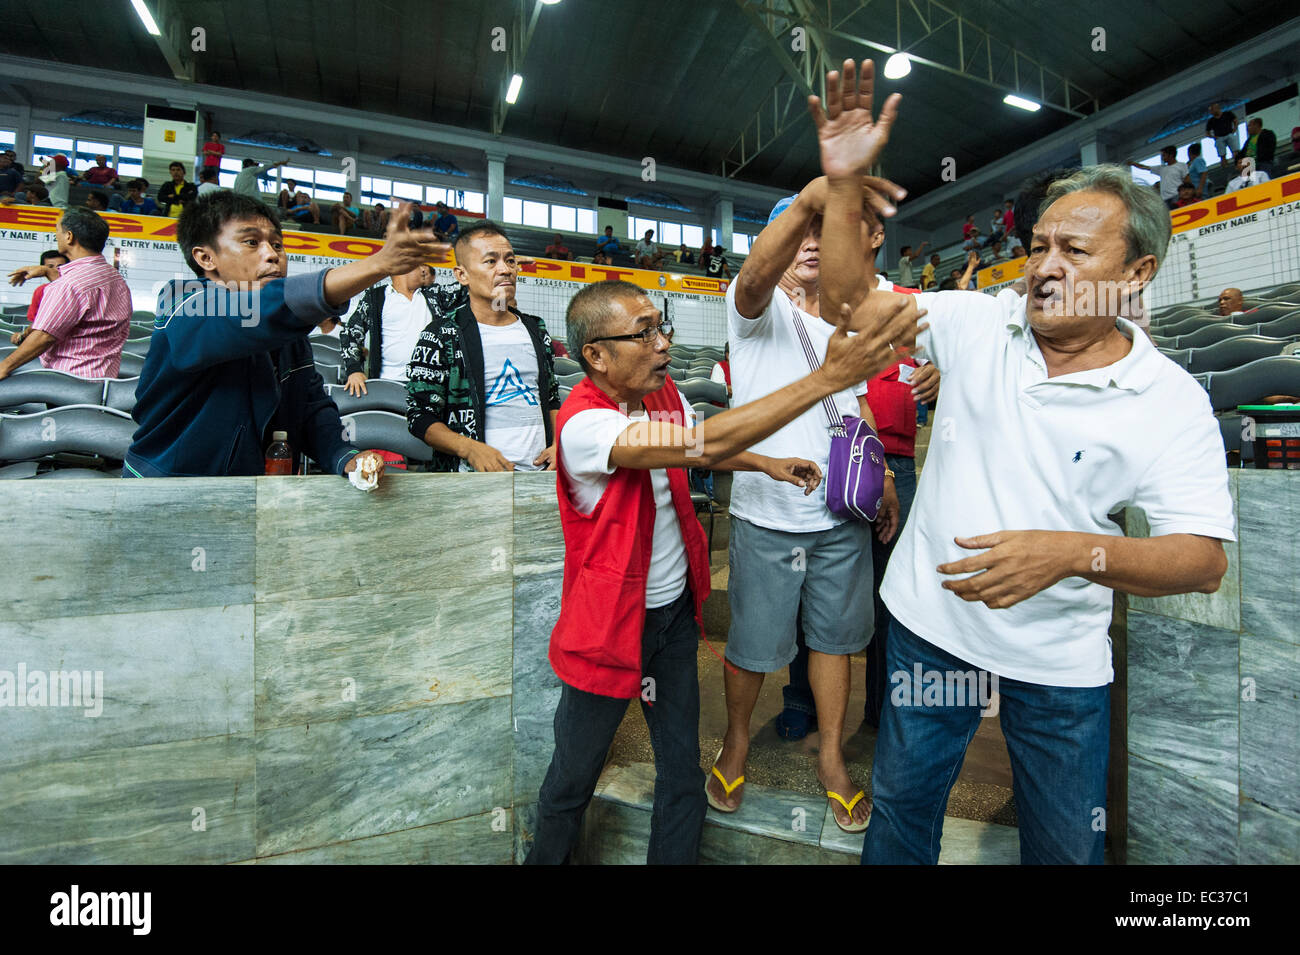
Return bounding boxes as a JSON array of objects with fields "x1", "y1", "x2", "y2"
[{"x1": 31, "y1": 254, "x2": 132, "y2": 378}]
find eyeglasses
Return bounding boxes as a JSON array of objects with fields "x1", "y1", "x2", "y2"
[{"x1": 589, "y1": 320, "x2": 673, "y2": 346}]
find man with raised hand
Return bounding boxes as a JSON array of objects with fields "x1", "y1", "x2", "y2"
[
  {"x1": 707, "y1": 161, "x2": 908, "y2": 831},
  {"x1": 526, "y1": 279, "x2": 921, "y2": 864},
  {"x1": 812, "y1": 59, "x2": 1234, "y2": 865}
]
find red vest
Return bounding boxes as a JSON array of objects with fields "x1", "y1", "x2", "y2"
[{"x1": 549, "y1": 375, "x2": 712, "y2": 698}]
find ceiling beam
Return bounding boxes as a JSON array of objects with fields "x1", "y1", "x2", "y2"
[{"x1": 491, "y1": 0, "x2": 546, "y2": 136}]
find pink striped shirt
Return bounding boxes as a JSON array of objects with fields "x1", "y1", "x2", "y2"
[{"x1": 31, "y1": 253, "x2": 132, "y2": 378}]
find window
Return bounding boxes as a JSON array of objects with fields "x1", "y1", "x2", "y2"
[
  {"x1": 361, "y1": 176, "x2": 392, "y2": 205},
  {"x1": 659, "y1": 221, "x2": 681, "y2": 246},
  {"x1": 522, "y1": 199, "x2": 549, "y2": 228},
  {"x1": 218, "y1": 172, "x2": 237, "y2": 188},
  {"x1": 682, "y1": 224, "x2": 704, "y2": 248},
  {"x1": 551, "y1": 205, "x2": 576, "y2": 232},
  {"x1": 460, "y1": 190, "x2": 485, "y2": 214},
  {"x1": 72, "y1": 139, "x2": 115, "y2": 172},
  {"x1": 629, "y1": 215, "x2": 657, "y2": 240},
  {"x1": 32, "y1": 134, "x2": 74, "y2": 165},
  {"x1": 314, "y1": 169, "x2": 346, "y2": 202},
  {"x1": 0, "y1": 129, "x2": 14, "y2": 149},
  {"x1": 391, "y1": 180, "x2": 422, "y2": 201},
  {"x1": 576, "y1": 208, "x2": 596, "y2": 234},
  {"x1": 731, "y1": 233, "x2": 755, "y2": 255},
  {"x1": 1129, "y1": 156, "x2": 1160, "y2": 187},
  {"x1": 503, "y1": 196, "x2": 523, "y2": 224},
  {"x1": 117, "y1": 146, "x2": 143, "y2": 179},
  {"x1": 426, "y1": 185, "x2": 448, "y2": 205},
  {"x1": 281, "y1": 166, "x2": 316, "y2": 196}
]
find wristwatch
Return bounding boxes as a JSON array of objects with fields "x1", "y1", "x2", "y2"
[{"x1": 884, "y1": 468, "x2": 896, "y2": 479}]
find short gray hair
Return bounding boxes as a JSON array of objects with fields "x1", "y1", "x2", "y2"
[
  {"x1": 565, "y1": 280, "x2": 646, "y2": 374},
  {"x1": 1040, "y1": 164, "x2": 1171, "y2": 276}
]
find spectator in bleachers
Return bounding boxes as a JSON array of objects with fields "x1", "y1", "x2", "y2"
[
  {"x1": 331, "y1": 191, "x2": 362, "y2": 235},
  {"x1": 201, "y1": 131, "x2": 225, "y2": 176},
  {"x1": 369, "y1": 201, "x2": 388, "y2": 233},
  {"x1": 1001, "y1": 199, "x2": 1015, "y2": 239},
  {"x1": 961, "y1": 214, "x2": 978, "y2": 249},
  {"x1": 592, "y1": 249, "x2": 609, "y2": 265},
  {"x1": 84, "y1": 190, "x2": 110, "y2": 211},
  {"x1": 39, "y1": 154, "x2": 73, "y2": 209},
  {"x1": 920, "y1": 251, "x2": 940, "y2": 289},
  {"x1": 0, "y1": 208, "x2": 130, "y2": 380},
  {"x1": 340, "y1": 263, "x2": 435, "y2": 392},
  {"x1": 710, "y1": 341, "x2": 731, "y2": 399},
  {"x1": 1225, "y1": 154, "x2": 1270, "y2": 193},
  {"x1": 1243, "y1": 118, "x2": 1276, "y2": 177},
  {"x1": 1206, "y1": 102, "x2": 1238, "y2": 165},
  {"x1": 0, "y1": 152, "x2": 21, "y2": 195},
  {"x1": 897, "y1": 241, "x2": 928, "y2": 287},
  {"x1": 703, "y1": 244, "x2": 731, "y2": 279},
  {"x1": 635, "y1": 229, "x2": 665, "y2": 269},
  {"x1": 114, "y1": 179, "x2": 158, "y2": 215},
  {"x1": 232, "y1": 157, "x2": 287, "y2": 198},
  {"x1": 7, "y1": 249, "x2": 67, "y2": 344},
  {"x1": 158, "y1": 161, "x2": 198, "y2": 218},
  {"x1": 1186, "y1": 142, "x2": 1209, "y2": 198},
  {"x1": 1215, "y1": 287, "x2": 1253, "y2": 316},
  {"x1": 1131, "y1": 146, "x2": 1189, "y2": 209},
  {"x1": 674, "y1": 242, "x2": 694, "y2": 265},
  {"x1": 816, "y1": 67, "x2": 1233, "y2": 865},
  {"x1": 196, "y1": 167, "x2": 222, "y2": 197},
  {"x1": 277, "y1": 179, "x2": 298, "y2": 213},
  {"x1": 124, "y1": 194, "x2": 443, "y2": 479},
  {"x1": 1011, "y1": 243, "x2": 1026, "y2": 259},
  {"x1": 17, "y1": 181, "x2": 50, "y2": 206},
  {"x1": 960, "y1": 249, "x2": 981, "y2": 288},
  {"x1": 285, "y1": 190, "x2": 321, "y2": 225},
  {"x1": 545, "y1": 234, "x2": 573, "y2": 260},
  {"x1": 985, "y1": 209, "x2": 1004, "y2": 248},
  {"x1": 432, "y1": 201, "x2": 459, "y2": 242},
  {"x1": 79, "y1": 155, "x2": 119, "y2": 190},
  {"x1": 2, "y1": 149, "x2": 21, "y2": 177},
  {"x1": 527, "y1": 278, "x2": 897, "y2": 864},
  {"x1": 595, "y1": 225, "x2": 623, "y2": 261},
  {"x1": 406, "y1": 220, "x2": 561, "y2": 472},
  {"x1": 1172, "y1": 182, "x2": 1197, "y2": 208}
]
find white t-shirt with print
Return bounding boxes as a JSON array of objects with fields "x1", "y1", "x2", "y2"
[
  {"x1": 881, "y1": 289, "x2": 1236, "y2": 687},
  {"x1": 472, "y1": 318, "x2": 546, "y2": 471},
  {"x1": 560, "y1": 390, "x2": 696, "y2": 608},
  {"x1": 725, "y1": 282, "x2": 867, "y2": 533}
]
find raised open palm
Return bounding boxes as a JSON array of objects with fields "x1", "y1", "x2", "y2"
[{"x1": 808, "y1": 59, "x2": 901, "y2": 179}]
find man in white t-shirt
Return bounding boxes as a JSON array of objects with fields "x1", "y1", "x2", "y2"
[
  {"x1": 708, "y1": 180, "x2": 903, "y2": 834},
  {"x1": 634, "y1": 229, "x2": 665, "y2": 269},
  {"x1": 1131, "y1": 146, "x2": 1189, "y2": 209},
  {"x1": 340, "y1": 264, "x2": 434, "y2": 392},
  {"x1": 815, "y1": 60, "x2": 1234, "y2": 864},
  {"x1": 405, "y1": 221, "x2": 563, "y2": 472},
  {"x1": 526, "y1": 278, "x2": 920, "y2": 864}
]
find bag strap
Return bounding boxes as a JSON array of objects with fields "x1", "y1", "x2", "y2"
[{"x1": 790, "y1": 310, "x2": 847, "y2": 435}]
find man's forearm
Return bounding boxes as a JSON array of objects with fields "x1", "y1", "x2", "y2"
[
  {"x1": 710, "y1": 450, "x2": 765, "y2": 472},
  {"x1": 1068, "y1": 531, "x2": 1227, "y2": 596},
  {"x1": 0, "y1": 328, "x2": 54, "y2": 375},
  {"x1": 322, "y1": 257, "x2": 391, "y2": 307},
  {"x1": 821, "y1": 176, "x2": 871, "y2": 316},
  {"x1": 421, "y1": 421, "x2": 471, "y2": 460}
]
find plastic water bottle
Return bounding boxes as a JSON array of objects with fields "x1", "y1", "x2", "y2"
[{"x1": 265, "y1": 431, "x2": 292, "y2": 475}]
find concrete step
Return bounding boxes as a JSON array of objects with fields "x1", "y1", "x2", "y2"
[{"x1": 574, "y1": 761, "x2": 1021, "y2": 864}]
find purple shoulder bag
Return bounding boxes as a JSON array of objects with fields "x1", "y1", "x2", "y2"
[{"x1": 791, "y1": 313, "x2": 887, "y2": 522}]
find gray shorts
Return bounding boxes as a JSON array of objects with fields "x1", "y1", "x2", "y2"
[{"x1": 726, "y1": 516, "x2": 874, "y2": 672}]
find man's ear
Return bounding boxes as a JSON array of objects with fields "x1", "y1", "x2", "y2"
[
  {"x1": 582, "y1": 343, "x2": 605, "y2": 376},
  {"x1": 189, "y1": 244, "x2": 219, "y2": 275},
  {"x1": 453, "y1": 263, "x2": 468, "y2": 287}
]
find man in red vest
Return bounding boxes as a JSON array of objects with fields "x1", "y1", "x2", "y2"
[{"x1": 526, "y1": 279, "x2": 922, "y2": 864}]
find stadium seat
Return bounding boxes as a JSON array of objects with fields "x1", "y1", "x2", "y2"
[
  {"x1": 553, "y1": 357, "x2": 581, "y2": 376},
  {"x1": 1205, "y1": 356, "x2": 1300, "y2": 412},
  {"x1": 310, "y1": 340, "x2": 342, "y2": 365},
  {"x1": 0, "y1": 369, "x2": 103, "y2": 412},
  {"x1": 558, "y1": 385, "x2": 572, "y2": 403},
  {"x1": 1243, "y1": 304, "x2": 1298, "y2": 324},
  {"x1": 676, "y1": 377, "x2": 728, "y2": 406},
  {"x1": 692, "y1": 401, "x2": 724, "y2": 421},
  {"x1": 0, "y1": 461, "x2": 39, "y2": 479},
  {"x1": 117, "y1": 352, "x2": 146, "y2": 378},
  {"x1": 315, "y1": 363, "x2": 343, "y2": 385},
  {"x1": 1257, "y1": 312, "x2": 1300, "y2": 339},
  {"x1": 1158, "y1": 313, "x2": 1227, "y2": 337},
  {"x1": 339, "y1": 410, "x2": 433, "y2": 463},
  {"x1": 0, "y1": 404, "x2": 135, "y2": 463},
  {"x1": 1185, "y1": 336, "x2": 1298, "y2": 375},
  {"x1": 103, "y1": 377, "x2": 138, "y2": 413},
  {"x1": 325, "y1": 380, "x2": 407, "y2": 415},
  {"x1": 1173, "y1": 323, "x2": 1251, "y2": 350},
  {"x1": 556, "y1": 371, "x2": 585, "y2": 387}
]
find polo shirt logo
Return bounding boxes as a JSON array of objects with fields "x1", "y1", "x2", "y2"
[{"x1": 1073, "y1": 450, "x2": 1085, "y2": 463}]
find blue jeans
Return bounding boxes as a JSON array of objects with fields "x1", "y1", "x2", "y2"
[
  {"x1": 782, "y1": 454, "x2": 917, "y2": 722},
  {"x1": 526, "y1": 586, "x2": 706, "y2": 864},
  {"x1": 863, "y1": 619, "x2": 1110, "y2": 865}
]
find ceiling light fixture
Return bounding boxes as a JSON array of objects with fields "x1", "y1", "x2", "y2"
[
  {"x1": 129, "y1": 0, "x2": 161, "y2": 36},
  {"x1": 539, "y1": 0, "x2": 563, "y2": 5},
  {"x1": 506, "y1": 74, "x2": 524, "y2": 105},
  {"x1": 883, "y1": 53, "x2": 911, "y2": 79},
  {"x1": 1003, "y1": 93, "x2": 1041, "y2": 112}
]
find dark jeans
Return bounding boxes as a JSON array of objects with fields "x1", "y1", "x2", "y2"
[
  {"x1": 782, "y1": 454, "x2": 918, "y2": 724},
  {"x1": 863, "y1": 619, "x2": 1110, "y2": 865},
  {"x1": 525, "y1": 586, "x2": 706, "y2": 865}
]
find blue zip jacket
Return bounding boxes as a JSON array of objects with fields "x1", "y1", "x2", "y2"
[{"x1": 124, "y1": 271, "x2": 358, "y2": 477}]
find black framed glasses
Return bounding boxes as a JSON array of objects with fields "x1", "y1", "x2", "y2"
[{"x1": 589, "y1": 319, "x2": 673, "y2": 346}]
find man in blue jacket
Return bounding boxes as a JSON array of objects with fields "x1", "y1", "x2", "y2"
[{"x1": 125, "y1": 192, "x2": 446, "y2": 478}]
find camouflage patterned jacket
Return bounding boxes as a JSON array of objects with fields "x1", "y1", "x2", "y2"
[
  {"x1": 339, "y1": 280, "x2": 464, "y2": 380},
  {"x1": 405, "y1": 301, "x2": 561, "y2": 472}
]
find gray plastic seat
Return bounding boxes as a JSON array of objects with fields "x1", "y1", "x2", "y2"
[
  {"x1": 676, "y1": 377, "x2": 728, "y2": 406},
  {"x1": 339, "y1": 410, "x2": 433, "y2": 463},
  {"x1": 692, "y1": 401, "x2": 724, "y2": 421},
  {"x1": 0, "y1": 404, "x2": 135, "y2": 462},
  {"x1": 1185, "y1": 336, "x2": 1296, "y2": 374},
  {"x1": 103, "y1": 377, "x2": 139, "y2": 413},
  {"x1": 1158, "y1": 313, "x2": 1226, "y2": 337},
  {"x1": 556, "y1": 371, "x2": 585, "y2": 387},
  {"x1": 1206, "y1": 356, "x2": 1300, "y2": 412},
  {"x1": 553, "y1": 357, "x2": 581, "y2": 376},
  {"x1": 0, "y1": 369, "x2": 103, "y2": 411},
  {"x1": 325, "y1": 379, "x2": 407, "y2": 415},
  {"x1": 310, "y1": 340, "x2": 342, "y2": 365},
  {"x1": 1254, "y1": 311, "x2": 1300, "y2": 339},
  {"x1": 116, "y1": 352, "x2": 146, "y2": 378},
  {"x1": 315, "y1": 362, "x2": 342, "y2": 385},
  {"x1": 1174, "y1": 323, "x2": 1252, "y2": 350}
]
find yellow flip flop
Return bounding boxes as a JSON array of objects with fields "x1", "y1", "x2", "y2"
[
  {"x1": 706, "y1": 746, "x2": 745, "y2": 813},
  {"x1": 827, "y1": 789, "x2": 871, "y2": 833}
]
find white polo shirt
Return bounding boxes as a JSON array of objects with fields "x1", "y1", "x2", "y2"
[{"x1": 881, "y1": 290, "x2": 1236, "y2": 688}]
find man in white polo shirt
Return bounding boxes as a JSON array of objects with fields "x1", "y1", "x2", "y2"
[{"x1": 813, "y1": 59, "x2": 1234, "y2": 864}]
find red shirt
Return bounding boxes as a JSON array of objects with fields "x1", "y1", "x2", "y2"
[
  {"x1": 82, "y1": 165, "x2": 117, "y2": 185},
  {"x1": 202, "y1": 141, "x2": 225, "y2": 168},
  {"x1": 1003, "y1": 208, "x2": 1015, "y2": 232},
  {"x1": 26, "y1": 281, "x2": 51, "y2": 324},
  {"x1": 865, "y1": 280, "x2": 923, "y2": 457},
  {"x1": 962, "y1": 222, "x2": 977, "y2": 239}
]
